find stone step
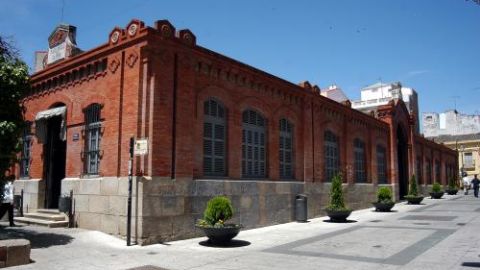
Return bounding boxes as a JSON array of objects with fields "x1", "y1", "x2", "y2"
[
  {"x1": 23, "y1": 212, "x2": 66, "y2": 221},
  {"x1": 36, "y1": 209, "x2": 61, "y2": 214},
  {"x1": 13, "y1": 217, "x2": 68, "y2": 228}
]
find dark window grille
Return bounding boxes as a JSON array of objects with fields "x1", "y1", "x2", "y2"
[
  {"x1": 203, "y1": 99, "x2": 227, "y2": 176},
  {"x1": 84, "y1": 104, "x2": 102, "y2": 175},
  {"x1": 376, "y1": 145, "x2": 387, "y2": 184},
  {"x1": 279, "y1": 118, "x2": 293, "y2": 179},
  {"x1": 435, "y1": 160, "x2": 440, "y2": 183},
  {"x1": 416, "y1": 156, "x2": 422, "y2": 184},
  {"x1": 324, "y1": 130, "x2": 340, "y2": 182},
  {"x1": 242, "y1": 110, "x2": 266, "y2": 178},
  {"x1": 20, "y1": 122, "x2": 32, "y2": 178},
  {"x1": 354, "y1": 138, "x2": 366, "y2": 183},
  {"x1": 426, "y1": 159, "x2": 432, "y2": 184}
]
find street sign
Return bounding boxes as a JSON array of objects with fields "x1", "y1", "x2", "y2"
[{"x1": 134, "y1": 138, "x2": 148, "y2": 156}]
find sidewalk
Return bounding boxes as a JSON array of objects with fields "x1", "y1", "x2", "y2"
[{"x1": 2, "y1": 194, "x2": 480, "y2": 270}]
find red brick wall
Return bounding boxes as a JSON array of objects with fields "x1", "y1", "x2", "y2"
[{"x1": 19, "y1": 19, "x2": 457, "y2": 188}]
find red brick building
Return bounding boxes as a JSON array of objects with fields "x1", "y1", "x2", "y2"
[{"x1": 15, "y1": 19, "x2": 457, "y2": 244}]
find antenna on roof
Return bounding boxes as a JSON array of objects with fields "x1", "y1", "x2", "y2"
[
  {"x1": 451, "y1": 96, "x2": 460, "y2": 112},
  {"x1": 60, "y1": 0, "x2": 65, "y2": 23}
]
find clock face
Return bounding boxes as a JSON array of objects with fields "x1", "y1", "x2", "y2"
[
  {"x1": 128, "y1": 24, "x2": 138, "y2": 36},
  {"x1": 111, "y1": 31, "x2": 120, "y2": 43}
]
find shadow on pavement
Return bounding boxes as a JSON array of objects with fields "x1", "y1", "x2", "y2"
[
  {"x1": 461, "y1": 262, "x2": 480, "y2": 268},
  {"x1": 0, "y1": 225, "x2": 73, "y2": 249},
  {"x1": 199, "y1": 239, "x2": 251, "y2": 248},
  {"x1": 323, "y1": 219, "x2": 357, "y2": 224}
]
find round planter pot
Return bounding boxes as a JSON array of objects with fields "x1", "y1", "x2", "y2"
[
  {"x1": 372, "y1": 201, "x2": 395, "y2": 212},
  {"x1": 446, "y1": 189, "x2": 458, "y2": 195},
  {"x1": 325, "y1": 209, "x2": 352, "y2": 222},
  {"x1": 405, "y1": 196, "x2": 424, "y2": 204},
  {"x1": 196, "y1": 225, "x2": 241, "y2": 245},
  {"x1": 430, "y1": 192, "x2": 444, "y2": 199}
]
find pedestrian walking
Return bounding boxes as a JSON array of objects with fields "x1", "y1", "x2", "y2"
[
  {"x1": 472, "y1": 174, "x2": 480, "y2": 198},
  {"x1": 463, "y1": 175, "x2": 471, "y2": 195},
  {"x1": 0, "y1": 180, "x2": 15, "y2": 226}
]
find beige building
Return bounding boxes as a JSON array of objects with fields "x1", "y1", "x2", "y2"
[{"x1": 431, "y1": 133, "x2": 480, "y2": 180}]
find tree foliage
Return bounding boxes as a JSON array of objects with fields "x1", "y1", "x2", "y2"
[{"x1": 0, "y1": 36, "x2": 30, "y2": 195}]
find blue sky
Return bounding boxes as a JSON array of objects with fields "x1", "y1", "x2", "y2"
[{"x1": 1, "y1": 0, "x2": 479, "y2": 117}]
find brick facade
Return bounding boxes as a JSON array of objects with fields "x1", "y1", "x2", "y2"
[{"x1": 15, "y1": 19, "x2": 457, "y2": 244}]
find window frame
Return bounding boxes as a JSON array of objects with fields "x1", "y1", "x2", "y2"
[
  {"x1": 353, "y1": 138, "x2": 367, "y2": 183},
  {"x1": 203, "y1": 99, "x2": 227, "y2": 177},
  {"x1": 376, "y1": 145, "x2": 387, "y2": 184},
  {"x1": 279, "y1": 118, "x2": 294, "y2": 180},
  {"x1": 19, "y1": 122, "x2": 33, "y2": 178},
  {"x1": 83, "y1": 103, "x2": 102, "y2": 176},
  {"x1": 241, "y1": 109, "x2": 267, "y2": 179},
  {"x1": 324, "y1": 130, "x2": 340, "y2": 182}
]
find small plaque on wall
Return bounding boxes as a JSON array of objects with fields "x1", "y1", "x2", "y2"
[{"x1": 72, "y1": 133, "x2": 80, "y2": 141}]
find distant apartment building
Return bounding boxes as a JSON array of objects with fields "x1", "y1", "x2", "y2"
[
  {"x1": 423, "y1": 110, "x2": 480, "y2": 179},
  {"x1": 352, "y1": 82, "x2": 420, "y2": 133},
  {"x1": 428, "y1": 133, "x2": 480, "y2": 180},
  {"x1": 320, "y1": 85, "x2": 349, "y2": 103},
  {"x1": 422, "y1": 110, "x2": 480, "y2": 138}
]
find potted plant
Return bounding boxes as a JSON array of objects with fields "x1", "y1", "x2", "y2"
[
  {"x1": 325, "y1": 173, "x2": 352, "y2": 222},
  {"x1": 405, "y1": 175, "x2": 424, "y2": 204},
  {"x1": 446, "y1": 177, "x2": 458, "y2": 195},
  {"x1": 372, "y1": 186, "x2": 395, "y2": 212},
  {"x1": 196, "y1": 196, "x2": 242, "y2": 245},
  {"x1": 430, "y1": 182, "x2": 444, "y2": 199}
]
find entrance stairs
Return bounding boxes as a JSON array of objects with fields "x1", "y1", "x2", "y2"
[{"x1": 14, "y1": 209, "x2": 69, "y2": 228}]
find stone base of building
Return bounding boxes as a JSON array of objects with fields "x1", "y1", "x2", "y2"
[{"x1": 15, "y1": 177, "x2": 391, "y2": 245}]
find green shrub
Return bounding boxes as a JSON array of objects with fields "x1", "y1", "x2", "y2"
[
  {"x1": 202, "y1": 196, "x2": 234, "y2": 226},
  {"x1": 408, "y1": 175, "x2": 418, "y2": 196},
  {"x1": 326, "y1": 173, "x2": 350, "y2": 211},
  {"x1": 448, "y1": 177, "x2": 457, "y2": 190},
  {"x1": 432, "y1": 182, "x2": 442, "y2": 193},
  {"x1": 377, "y1": 187, "x2": 393, "y2": 203}
]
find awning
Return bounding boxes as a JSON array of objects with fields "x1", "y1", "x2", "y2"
[{"x1": 35, "y1": 106, "x2": 67, "y2": 143}]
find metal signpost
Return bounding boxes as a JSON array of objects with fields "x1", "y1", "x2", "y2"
[
  {"x1": 126, "y1": 137, "x2": 148, "y2": 246},
  {"x1": 126, "y1": 137, "x2": 134, "y2": 246}
]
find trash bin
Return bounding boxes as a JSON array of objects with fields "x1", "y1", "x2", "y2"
[
  {"x1": 58, "y1": 196, "x2": 71, "y2": 213},
  {"x1": 295, "y1": 194, "x2": 308, "y2": 222}
]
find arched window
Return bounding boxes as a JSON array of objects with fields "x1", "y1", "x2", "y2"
[
  {"x1": 416, "y1": 156, "x2": 423, "y2": 184},
  {"x1": 376, "y1": 145, "x2": 387, "y2": 184},
  {"x1": 324, "y1": 130, "x2": 340, "y2": 182},
  {"x1": 435, "y1": 159, "x2": 440, "y2": 183},
  {"x1": 242, "y1": 110, "x2": 266, "y2": 178},
  {"x1": 84, "y1": 103, "x2": 102, "y2": 175},
  {"x1": 203, "y1": 99, "x2": 226, "y2": 176},
  {"x1": 20, "y1": 122, "x2": 32, "y2": 178},
  {"x1": 354, "y1": 138, "x2": 366, "y2": 183},
  {"x1": 426, "y1": 158, "x2": 432, "y2": 184},
  {"x1": 279, "y1": 118, "x2": 293, "y2": 179}
]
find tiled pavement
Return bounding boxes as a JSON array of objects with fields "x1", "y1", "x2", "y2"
[{"x1": 2, "y1": 193, "x2": 480, "y2": 270}]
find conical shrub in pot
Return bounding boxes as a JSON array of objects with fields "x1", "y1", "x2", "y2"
[
  {"x1": 405, "y1": 175, "x2": 424, "y2": 204},
  {"x1": 325, "y1": 173, "x2": 352, "y2": 222}
]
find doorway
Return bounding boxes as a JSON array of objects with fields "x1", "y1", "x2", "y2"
[
  {"x1": 43, "y1": 116, "x2": 66, "y2": 209},
  {"x1": 397, "y1": 126, "x2": 408, "y2": 199}
]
